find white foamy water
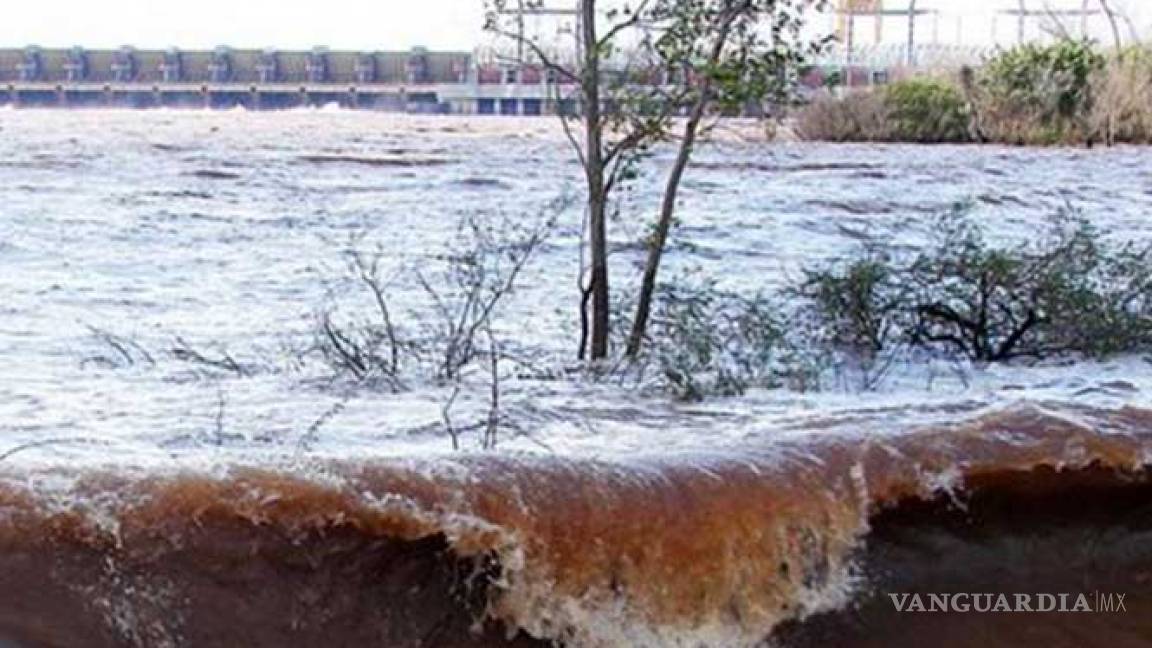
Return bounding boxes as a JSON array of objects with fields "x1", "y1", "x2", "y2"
[{"x1": 0, "y1": 109, "x2": 1150, "y2": 468}]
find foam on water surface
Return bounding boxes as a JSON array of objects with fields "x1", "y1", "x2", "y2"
[{"x1": 0, "y1": 111, "x2": 1149, "y2": 465}]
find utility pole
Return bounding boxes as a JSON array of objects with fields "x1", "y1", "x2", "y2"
[
  {"x1": 845, "y1": 8, "x2": 855, "y2": 74},
  {"x1": 874, "y1": 1, "x2": 884, "y2": 45},
  {"x1": 574, "y1": 0, "x2": 583, "y2": 67},
  {"x1": 498, "y1": 0, "x2": 581, "y2": 63},
  {"x1": 1000, "y1": 2, "x2": 1101, "y2": 44},
  {"x1": 516, "y1": 0, "x2": 526, "y2": 62},
  {"x1": 1018, "y1": 0, "x2": 1027, "y2": 43},
  {"x1": 907, "y1": 0, "x2": 917, "y2": 67},
  {"x1": 836, "y1": 1, "x2": 933, "y2": 71}
]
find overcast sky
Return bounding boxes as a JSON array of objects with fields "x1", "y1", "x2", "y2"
[
  {"x1": 0, "y1": 1, "x2": 488, "y2": 50},
  {"x1": 0, "y1": 1, "x2": 1146, "y2": 51}
]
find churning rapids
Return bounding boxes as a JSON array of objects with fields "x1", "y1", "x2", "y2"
[{"x1": 1, "y1": 109, "x2": 1152, "y2": 647}]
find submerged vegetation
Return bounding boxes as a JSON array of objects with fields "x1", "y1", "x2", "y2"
[
  {"x1": 302, "y1": 205, "x2": 1151, "y2": 406},
  {"x1": 611, "y1": 278, "x2": 821, "y2": 400},
  {"x1": 797, "y1": 40, "x2": 1152, "y2": 146},
  {"x1": 84, "y1": 202, "x2": 1152, "y2": 426},
  {"x1": 310, "y1": 208, "x2": 560, "y2": 449},
  {"x1": 611, "y1": 205, "x2": 1150, "y2": 399},
  {"x1": 798, "y1": 206, "x2": 1152, "y2": 364}
]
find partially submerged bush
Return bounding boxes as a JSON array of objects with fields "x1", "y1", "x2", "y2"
[
  {"x1": 883, "y1": 78, "x2": 971, "y2": 143},
  {"x1": 619, "y1": 277, "x2": 820, "y2": 400},
  {"x1": 975, "y1": 39, "x2": 1105, "y2": 145},
  {"x1": 798, "y1": 206, "x2": 1152, "y2": 363},
  {"x1": 797, "y1": 41, "x2": 1152, "y2": 146},
  {"x1": 1092, "y1": 46, "x2": 1152, "y2": 145},
  {"x1": 314, "y1": 245, "x2": 406, "y2": 386},
  {"x1": 308, "y1": 208, "x2": 561, "y2": 450},
  {"x1": 313, "y1": 210, "x2": 556, "y2": 389},
  {"x1": 904, "y1": 208, "x2": 1101, "y2": 361},
  {"x1": 614, "y1": 204, "x2": 1149, "y2": 399},
  {"x1": 794, "y1": 91, "x2": 888, "y2": 142},
  {"x1": 795, "y1": 251, "x2": 908, "y2": 358},
  {"x1": 795, "y1": 77, "x2": 971, "y2": 143}
]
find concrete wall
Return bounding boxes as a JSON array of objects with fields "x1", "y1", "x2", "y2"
[
  {"x1": 0, "y1": 47, "x2": 472, "y2": 85},
  {"x1": 0, "y1": 46, "x2": 672, "y2": 116}
]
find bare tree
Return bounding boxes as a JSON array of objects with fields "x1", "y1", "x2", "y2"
[
  {"x1": 486, "y1": 0, "x2": 655, "y2": 361},
  {"x1": 414, "y1": 212, "x2": 555, "y2": 381},
  {"x1": 487, "y1": 1, "x2": 825, "y2": 362},
  {"x1": 625, "y1": 0, "x2": 826, "y2": 357}
]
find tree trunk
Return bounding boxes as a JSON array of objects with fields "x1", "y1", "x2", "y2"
[
  {"x1": 581, "y1": 0, "x2": 611, "y2": 361},
  {"x1": 624, "y1": 100, "x2": 707, "y2": 358},
  {"x1": 625, "y1": 9, "x2": 738, "y2": 358}
]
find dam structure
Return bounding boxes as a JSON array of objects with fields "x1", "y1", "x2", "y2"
[{"x1": 0, "y1": 46, "x2": 572, "y2": 115}]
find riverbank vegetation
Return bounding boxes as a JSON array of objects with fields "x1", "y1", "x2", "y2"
[
  {"x1": 293, "y1": 204, "x2": 1151, "y2": 407},
  {"x1": 797, "y1": 206, "x2": 1152, "y2": 365},
  {"x1": 795, "y1": 77, "x2": 971, "y2": 143},
  {"x1": 796, "y1": 40, "x2": 1152, "y2": 146}
]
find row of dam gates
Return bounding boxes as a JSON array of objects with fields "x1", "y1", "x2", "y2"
[
  {"x1": 0, "y1": 46, "x2": 580, "y2": 114},
  {"x1": 0, "y1": 44, "x2": 917, "y2": 114}
]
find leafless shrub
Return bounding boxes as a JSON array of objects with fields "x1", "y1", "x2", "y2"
[
  {"x1": 309, "y1": 240, "x2": 409, "y2": 391},
  {"x1": 1091, "y1": 47, "x2": 1152, "y2": 145},
  {"x1": 437, "y1": 326, "x2": 522, "y2": 452},
  {"x1": 314, "y1": 206, "x2": 558, "y2": 389},
  {"x1": 794, "y1": 91, "x2": 890, "y2": 142},
  {"x1": 170, "y1": 336, "x2": 251, "y2": 377},
  {"x1": 309, "y1": 205, "x2": 561, "y2": 451},
  {"x1": 296, "y1": 392, "x2": 354, "y2": 454},
  {"x1": 0, "y1": 437, "x2": 112, "y2": 462},
  {"x1": 412, "y1": 212, "x2": 555, "y2": 383},
  {"x1": 437, "y1": 345, "x2": 514, "y2": 451},
  {"x1": 414, "y1": 213, "x2": 557, "y2": 450},
  {"x1": 81, "y1": 326, "x2": 156, "y2": 369},
  {"x1": 440, "y1": 384, "x2": 464, "y2": 451},
  {"x1": 81, "y1": 326, "x2": 264, "y2": 380},
  {"x1": 207, "y1": 387, "x2": 228, "y2": 446}
]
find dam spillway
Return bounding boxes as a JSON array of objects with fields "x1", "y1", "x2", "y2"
[{"x1": 0, "y1": 46, "x2": 568, "y2": 114}]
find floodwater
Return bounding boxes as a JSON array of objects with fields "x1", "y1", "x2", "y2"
[
  {"x1": 1, "y1": 109, "x2": 1149, "y2": 463},
  {"x1": 0, "y1": 109, "x2": 1151, "y2": 647}
]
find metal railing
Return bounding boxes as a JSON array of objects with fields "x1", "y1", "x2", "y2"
[{"x1": 815, "y1": 43, "x2": 1000, "y2": 69}]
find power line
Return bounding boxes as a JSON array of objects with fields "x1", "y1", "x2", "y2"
[{"x1": 495, "y1": 0, "x2": 580, "y2": 62}]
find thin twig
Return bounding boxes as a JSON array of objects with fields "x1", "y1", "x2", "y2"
[
  {"x1": 0, "y1": 437, "x2": 112, "y2": 463},
  {"x1": 441, "y1": 384, "x2": 463, "y2": 451}
]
